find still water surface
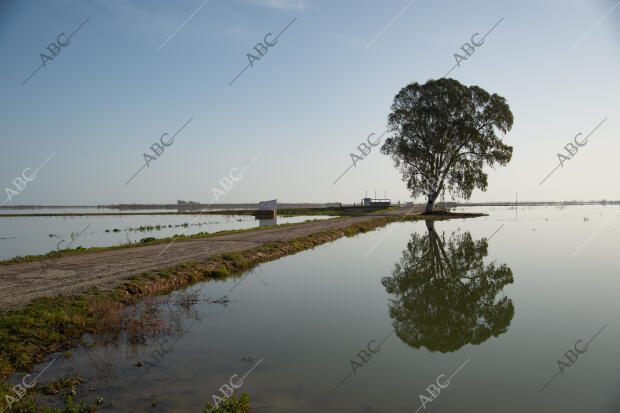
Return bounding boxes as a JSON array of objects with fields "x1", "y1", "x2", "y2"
[{"x1": 11, "y1": 205, "x2": 620, "y2": 412}]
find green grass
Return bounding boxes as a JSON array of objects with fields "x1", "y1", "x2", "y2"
[{"x1": 0, "y1": 295, "x2": 95, "y2": 377}]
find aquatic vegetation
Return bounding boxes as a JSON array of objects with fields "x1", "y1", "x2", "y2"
[
  {"x1": 203, "y1": 393, "x2": 250, "y2": 413},
  {"x1": 110, "y1": 221, "x2": 215, "y2": 233},
  {"x1": 123, "y1": 299, "x2": 173, "y2": 347},
  {"x1": 173, "y1": 288, "x2": 202, "y2": 310},
  {"x1": 1, "y1": 372, "x2": 98, "y2": 413},
  {"x1": 43, "y1": 374, "x2": 83, "y2": 395},
  {"x1": 6, "y1": 395, "x2": 97, "y2": 412}
]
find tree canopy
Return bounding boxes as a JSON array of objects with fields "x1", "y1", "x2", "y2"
[
  {"x1": 381, "y1": 220, "x2": 514, "y2": 353},
  {"x1": 381, "y1": 78, "x2": 514, "y2": 212}
]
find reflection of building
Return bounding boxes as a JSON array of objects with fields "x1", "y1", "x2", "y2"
[
  {"x1": 259, "y1": 218, "x2": 277, "y2": 227},
  {"x1": 361, "y1": 197, "x2": 390, "y2": 208}
]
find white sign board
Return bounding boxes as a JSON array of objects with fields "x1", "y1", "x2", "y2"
[{"x1": 258, "y1": 199, "x2": 277, "y2": 211}]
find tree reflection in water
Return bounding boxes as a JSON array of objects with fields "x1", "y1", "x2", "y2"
[{"x1": 381, "y1": 220, "x2": 514, "y2": 353}]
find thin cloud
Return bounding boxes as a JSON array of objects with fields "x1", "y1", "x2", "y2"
[{"x1": 246, "y1": 0, "x2": 305, "y2": 11}]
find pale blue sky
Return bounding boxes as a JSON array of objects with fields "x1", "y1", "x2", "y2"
[{"x1": 0, "y1": 0, "x2": 618, "y2": 205}]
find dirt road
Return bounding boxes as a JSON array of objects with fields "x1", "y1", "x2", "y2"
[{"x1": 0, "y1": 208, "x2": 420, "y2": 311}]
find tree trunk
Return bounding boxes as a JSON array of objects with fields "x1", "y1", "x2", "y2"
[
  {"x1": 425, "y1": 199, "x2": 434, "y2": 214},
  {"x1": 425, "y1": 190, "x2": 439, "y2": 214}
]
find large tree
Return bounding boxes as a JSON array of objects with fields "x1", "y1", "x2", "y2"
[{"x1": 381, "y1": 78, "x2": 514, "y2": 213}]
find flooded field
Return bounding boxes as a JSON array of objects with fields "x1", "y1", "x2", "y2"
[
  {"x1": 0, "y1": 210, "x2": 331, "y2": 261},
  {"x1": 8, "y1": 205, "x2": 620, "y2": 412}
]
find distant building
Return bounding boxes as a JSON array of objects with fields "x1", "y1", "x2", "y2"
[
  {"x1": 361, "y1": 197, "x2": 390, "y2": 208},
  {"x1": 177, "y1": 200, "x2": 199, "y2": 205},
  {"x1": 258, "y1": 199, "x2": 277, "y2": 210}
]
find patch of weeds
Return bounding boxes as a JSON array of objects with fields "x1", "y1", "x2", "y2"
[
  {"x1": 3, "y1": 394, "x2": 97, "y2": 412},
  {"x1": 344, "y1": 227, "x2": 357, "y2": 237},
  {"x1": 210, "y1": 268, "x2": 230, "y2": 278},
  {"x1": 221, "y1": 253, "x2": 250, "y2": 271},
  {"x1": 0, "y1": 295, "x2": 94, "y2": 376},
  {"x1": 43, "y1": 374, "x2": 83, "y2": 396},
  {"x1": 203, "y1": 393, "x2": 249, "y2": 413},
  {"x1": 157, "y1": 270, "x2": 171, "y2": 279}
]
